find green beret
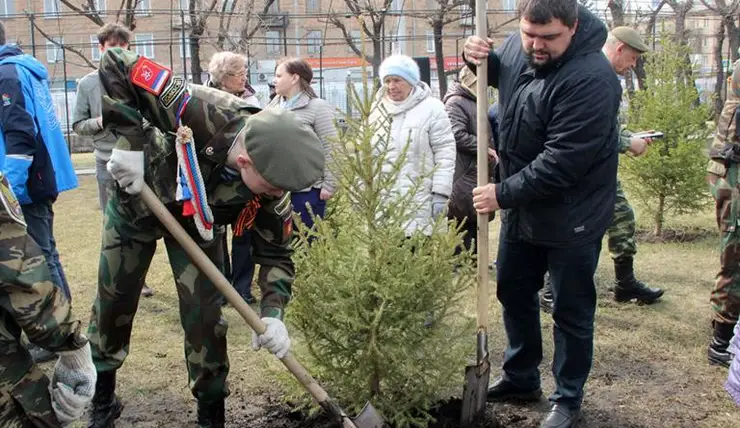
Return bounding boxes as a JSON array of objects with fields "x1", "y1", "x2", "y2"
[
  {"x1": 240, "y1": 109, "x2": 325, "y2": 192},
  {"x1": 611, "y1": 26, "x2": 649, "y2": 53}
]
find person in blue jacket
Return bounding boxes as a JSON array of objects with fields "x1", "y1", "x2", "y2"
[{"x1": 0, "y1": 22, "x2": 78, "y2": 303}]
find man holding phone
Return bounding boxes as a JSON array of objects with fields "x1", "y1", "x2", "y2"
[{"x1": 540, "y1": 26, "x2": 665, "y2": 311}]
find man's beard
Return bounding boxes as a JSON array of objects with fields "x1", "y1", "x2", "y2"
[{"x1": 525, "y1": 50, "x2": 553, "y2": 69}]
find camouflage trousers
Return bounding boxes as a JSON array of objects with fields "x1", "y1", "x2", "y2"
[
  {"x1": 0, "y1": 220, "x2": 65, "y2": 428},
  {"x1": 606, "y1": 181, "x2": 637, "y2": 260},
  {"x1": 87, "y1": 191, "x2": 230, "y2": 402},
  {"x1": 710, "y1": 163, "x2": 740, "y2": 325}
]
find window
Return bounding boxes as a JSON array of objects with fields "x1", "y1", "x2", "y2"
[
  {"x1": 266, "y1": 30, "x2": 281, "y2": 54},
  {"x1": 136, "y1": 0, "x2": 151, "y2": 16},
  {"x1": 306, "y1": 0, "x2": 319, "y2": 12},
  {"x1": 46, "y1": 38, "x2": 63, "y2": 63},
  {"x1": 90, "y1": 35, "x2": 101, "y2": 61},
  {"x1": 180, "y1": 39, "x2": 191, "y2": 58},
  {"x1": 349, "y1": 30, "x2": 361, "y2": 53},
  {"x1": 223, "y1": 0, "x2": 235, "y2": 12},
  {"x1": 426, "y1": 31, "x2": 435, "y2": 53},
  {"x1": 502, "y1": 0, "x2": 515, "y2": 12},
  {"x1": 44, "y1": 0, "x2": 61, "y2": 17},
  {"x1": 267, "y1": 0, "x2": 279, "y2": 13},
  {"x1": 306, "y1": 30, "x2": 322, "y2": 54},
  {"x1": 459, "y1": 3, "x2": 472, "y2": 18},
  {"x1": 134, "y1": 33, "x2": 154, "y2": 58},
  {"x1": 391, "y1": 0, "x2": 402, "y2": 11},
  {"x1": 180, "y1": 0, "x2": 189, "y2": 10},
  {"x1": 0, "y1": 0, "x2": 15, "y2": 16},
  {"x1": 93, "y1": 0, "x2": 105, "y2": 13}
]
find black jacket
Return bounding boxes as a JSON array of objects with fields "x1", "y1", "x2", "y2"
[
  {"x1": 470, "y1": 6, "x2": 621, "y2": 247},
  {"x1": 443, "y1": 81, "x2": 495, "y2": 222}
]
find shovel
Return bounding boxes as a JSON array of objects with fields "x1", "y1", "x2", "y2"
[
  {"x1": 460, "y1": 0, "x2": 491, "y2": 425},
  {"x1": 139, "y1": 184, "x2": 386, "y2": 428}
]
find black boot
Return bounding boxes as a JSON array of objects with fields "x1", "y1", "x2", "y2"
[
  {"x1": 197, "y1": 399, "x2": 225, "y2": 428},
  {"x1": 708, "y1": 321, "x2": 736, "y2": 368},
  {"x1": 613, "y1": 256, "x2": 664, "y2": 304},
  {"x1": 87, "y1": 371, "x2": 124, "y2": 428}
]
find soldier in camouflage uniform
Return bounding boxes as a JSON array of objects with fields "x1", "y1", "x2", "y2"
[
  {"x1": 541, "y1": 27, "x2": 664, "y2": 311},
  {"x1": 0, "y1": 172, "x2": 97, "y2": 427},
  {"x1": 706, "y1": 56, "x2": 740, "y2": 368},
  {"x1": 87, "y1": 48, "x2": 324, "y2": 428}
]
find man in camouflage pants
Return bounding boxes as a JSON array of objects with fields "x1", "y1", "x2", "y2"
[
  {"x1": 87, "y1": 48, "x2": 324, "y2": 428},
  {"x1": 0, "y1": 172, "x2": 97, "y2": 427},
  {"x1": 541, "y1": 27, "x2": 664, "y2": 311},
  {"x1": 707, "y1": 57, "x2": 740, "y2": 368}
]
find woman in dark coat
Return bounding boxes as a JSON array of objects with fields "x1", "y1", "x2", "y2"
[{"x1": 443, "y1": 67, "x2": 496, "y2": 253}]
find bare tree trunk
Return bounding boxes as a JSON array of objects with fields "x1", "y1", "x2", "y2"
[
  {"x1": 654, "y1": 194, "x2": 665, "y2": 237},
  {"x1": 432, "y1": 21, "x2": 447, "y2": 97},
  {"x1": 607, "y1": 0, "x2": 625, "y2": 26},
  {"x1": 715, "y1": 23, "x2": 727, "y2": 119}
]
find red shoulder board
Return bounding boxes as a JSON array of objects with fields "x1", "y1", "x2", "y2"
[{"x1": 131, "y1": 57, "x2": 171, "y2": 96}]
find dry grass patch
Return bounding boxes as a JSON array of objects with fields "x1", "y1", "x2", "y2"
[{"x1": 48, "y1": 179, "x2": 740, "y2": 427}]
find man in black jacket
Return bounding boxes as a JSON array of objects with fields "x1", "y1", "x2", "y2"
[{"x1": 465, "y1": 0, "x2": 621, "y2": 427}]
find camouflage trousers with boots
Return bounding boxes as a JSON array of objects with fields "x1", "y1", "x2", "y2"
[
  {"x1": 708, "y1": 162, "x2": 740, "y2": 367},
  {"x1": 608, "y1": 181, "x2": 664, "y2": 304},
  {"x1": 87, "y1": 192, "x2": 230, "y2": 426},
  {"x1": 540, "y1": 182, "x2": 663, "y2": 310}
]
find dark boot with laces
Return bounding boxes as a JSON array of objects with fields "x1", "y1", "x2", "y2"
[
  {"x1": 197, "y1": 399, "x2": 225, "y2": 428},
  {"x1": 87, "y1": 371, "x2": 124, "y2": 428},
  {"x1": 613, "y1": 256, "x2": 664, "y2": 304}
]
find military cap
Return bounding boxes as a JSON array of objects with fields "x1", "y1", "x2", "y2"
[
  {"x1": 238, "y1": 109, "x2": 325, "y2": 192},
  {"x1": 611, "y1": 26, "x2": 649, "y2": 53}
]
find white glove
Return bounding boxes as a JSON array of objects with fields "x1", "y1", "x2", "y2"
[
  {"x1": 50, "y1": 342, "x2": 97, "y2": 426},
  {"x1": 251, "y1": 317, "x2": 291, "y2": 359},
  {"x1": 107, "y1": 149, "x2": 145, "y2": 195},
  {"x1": 431, "y1": 193, "x2": 448, "y2": 218}
]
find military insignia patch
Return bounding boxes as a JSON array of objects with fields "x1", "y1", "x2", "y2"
[
  {"x1": 131, "y1": 57, "x2": 171, "y2": 96},
  {"x1": 0, "y1": 173, "x2": 26, "y2": 227},
  {"x1": 1, "y1": 93, "x2": 11, "y2": 106},
  {"x1": 159, "y1": 76, "x2": 186, "y2": 109},
  {"x1": 274, "y1": 192, "x2": 291, "y2": 217}
]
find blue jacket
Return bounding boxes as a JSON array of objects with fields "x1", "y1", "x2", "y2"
[{"x1": 0, "y1": 45, "x2": 77, "y2": 204}]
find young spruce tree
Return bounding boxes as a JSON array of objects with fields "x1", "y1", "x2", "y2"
[
  {"x1": 621, "y1": 37, "x2": 712, "y2": 237},
  {"x1": 282, "y1": 72, "x2": 476, "y2": 428}
]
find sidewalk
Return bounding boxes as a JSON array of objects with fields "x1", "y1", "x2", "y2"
[{"x1": 75, "y1": 168, "x2": 95, "y2": 176}]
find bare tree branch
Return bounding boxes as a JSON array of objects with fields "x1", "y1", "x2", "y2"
[
  {"x1": 59, "y1": 0, "x2": 105, "y2": 26},
  {"x1": 25, "y1": 11, "x2": 97, "y2": 69}
]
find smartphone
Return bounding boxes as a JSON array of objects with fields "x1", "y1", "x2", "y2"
[{"x1": 635, "y1": 131, "x2": 664, "y2": 140}]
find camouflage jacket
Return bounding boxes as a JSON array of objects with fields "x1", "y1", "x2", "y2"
[
  {"x1": 99, "y1": 48, "x2": 294, "y2": 319},
  {"x1": 708, "y1": 59, "x2": 740, "y2": 177},
  {"x1": 0, "y1": 172, "x2": 85, "y2": 427}
]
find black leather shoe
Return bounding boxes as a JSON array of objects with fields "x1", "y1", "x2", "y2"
[
  {"x1": 486, "y1": 376, "x2": 542, "y2": 403},
  {"x1": 540, "y1": 404, "x2": 581, "y2": 428}
]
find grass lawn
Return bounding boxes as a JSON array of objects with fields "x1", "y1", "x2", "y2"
[
  {"x1": 71, "y1": 152, "x2": 97, "y2": 170},
  {"x1": 52, "y1": 176, "x2": 739, "y2": 427}
]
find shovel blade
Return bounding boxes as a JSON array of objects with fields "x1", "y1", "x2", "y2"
[
  {"x1": 460, "y1": 360, "x2": 490, "y2": 427},
  {"x1": 352, "y1": 402, "x2": 386, "y2": 428}
]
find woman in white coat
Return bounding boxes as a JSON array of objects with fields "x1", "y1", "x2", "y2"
[{"x1": 369, "y1": 55, "x2": 456, "y2": 236}]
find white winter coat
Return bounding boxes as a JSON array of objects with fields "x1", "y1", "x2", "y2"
[{"x1": 369, "y1": 82, "x2": 456, "y2": 236}]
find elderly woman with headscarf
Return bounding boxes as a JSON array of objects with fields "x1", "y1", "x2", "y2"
[
  {"x1": 264, "y1": 57, "x2": 338, "y2": 231},
  {"x1": 368, "y1": 54, "x2": 456, "y2": 237},
  {"x1": 206, "y1": 51, "x2": 261, "y2": 108}
]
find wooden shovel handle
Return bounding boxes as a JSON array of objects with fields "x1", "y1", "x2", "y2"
[{"x1": 475, "y1": 0, "x2": 490, "y2": 333}]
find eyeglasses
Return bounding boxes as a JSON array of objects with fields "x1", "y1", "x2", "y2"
[{"x1": 228, "y1": 71, "x2": 248, "y2": 78}]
